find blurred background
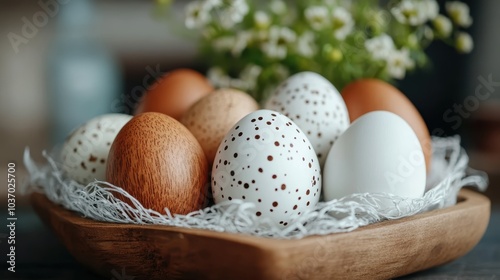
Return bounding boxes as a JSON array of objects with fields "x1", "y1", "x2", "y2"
[
  {"x1": 2, "y1": 0, "x2": 498, "y2": 201},
  {"x1": 0, "y1": 0, "x2": 499, "y2": 278}
]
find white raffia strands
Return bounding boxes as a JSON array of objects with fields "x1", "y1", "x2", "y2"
[{"x1": 22, "y1": 136, "x2": 487, "y2": 239}]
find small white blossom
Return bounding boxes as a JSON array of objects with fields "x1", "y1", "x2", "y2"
[
  {"x1": 365, "y1": 34, "x2": 395, "y2": 60},
  {"x1": 185, "y1": 1, "x2": 210, "y2": 29},
  {"x1": 218, "y1": 0, "x2": 249, "y2": 29},
  {"x1": 433, "y1": 15, "x2": 452, "y2": 37},
  {"x1": 254, "y1": 11, "x2": 271, "y2": 29},
  {"x1": 422, "y1": 0, "x2": 439, "y2": 20},
  {"x1": 391, "y1": 0, "x2": 427, "y2": 26},
  {"x1": 387, "y1": 48, "x2": 415, "y2": 79},
  {"x1": 456, "y1": 32, "x2": 473, "y2": 53},
  {"x1": 204, "y1": 0, "x2": 222, "y2": 10},
  {"x1": 305, "y1": 6, "x2": 330, "y2": 30},
  {"x1": 207, "y1": 67, "x2": 231, "y2": 88},
  {"x1": 261, "y1": 26, "x2": 296, "y2": 59},
  {"x1": 332, "y1": 7, "x2": 354, "y2": 40},
  {"x1": 270, "y1": 0, "x2": 286, "y2": 15},
  {"x1": 446, "y1": 1, "x2": 473, "y2": 27},
  {"x1": 239, "y1": 64, "x2": 263, "y2": 91},
  {"x1": 231, "y1": 31, "x2": 253, "y2": 57},
  {"x1": 231, "y1": 0, "x2": 250, "y2": 19},
  {"x1": 297, "y1": 31, "x2": 317, "y2": 58}
]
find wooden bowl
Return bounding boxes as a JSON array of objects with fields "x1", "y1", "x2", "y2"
[{"x1": 31, "y1": 189, "x2": 490, "y2": 280}]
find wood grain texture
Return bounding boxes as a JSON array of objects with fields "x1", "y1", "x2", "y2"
[
  {"x1": 31, "y1": 189, "x2": 490, "y2": 280},
  {"x1": 106, "y1": 112, "x2": 209, "y2": 214}
]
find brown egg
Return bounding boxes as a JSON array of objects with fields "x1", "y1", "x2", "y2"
[
  {"x1": 106, "y1": 112, "x2": 209, "y2": 214},
  {"x1": 181, "y1": 88, "x2": 259, "y2": 165},
  {"x1": 341, "y1": 79, "x2": 432, "y2": 172},
  {"x1": 135, "y1": 69, "x2": 214, "y2": 121}
]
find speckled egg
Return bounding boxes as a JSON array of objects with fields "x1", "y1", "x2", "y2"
[
  {"x1": 181, "y1": 88, "x2": 259, "y2": 164},
  {"x1": 264, "y1": 71, "x2": 349, "y2": 167},
  {"x1": 212, "y1": 109, "x2": 321, "y2": 227},
  {"x1": 60, "y1": 113, "x2": 132, "y2": 185}
]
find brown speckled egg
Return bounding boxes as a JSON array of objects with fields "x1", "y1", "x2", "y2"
[
  {"x1": 106, "y1": 112, "x2": 209, "y2": 214},
  {"x1": 341, "y1": 79, "x2": 432, "y2": 172},
  {"x1": 135, "y1": 69, "x2": 213, "y2": 121},
  {"x1": 181, "y1": 88, "x2": 259, "y2": 165}
]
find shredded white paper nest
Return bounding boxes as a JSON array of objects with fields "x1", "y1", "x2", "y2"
[{"x1": 22, "y1": 136, "x2": 488, "y2": 239}]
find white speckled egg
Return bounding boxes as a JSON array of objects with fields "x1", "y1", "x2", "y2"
[
  {"x1": 60, "y1": 113, "x2": 132, "y2": 184},
  {"x1": 264, "y1": 72, "x2": 349, "y2": 167},
  {"x1": 212, "y1": 109, "x2": 321, "y2": 227},
  {"x1": 323, "y1": 111, "x2": 426, "y2": 205}
]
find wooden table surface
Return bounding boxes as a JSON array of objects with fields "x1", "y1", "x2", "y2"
[{"x1": 1, "y1": 188, "x2": 499, "y2": 280}]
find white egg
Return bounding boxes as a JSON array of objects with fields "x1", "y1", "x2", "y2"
[
  {"x1": 60, "y1": 113, "x2": 132, "y2": 184},
  {"x1": 323, "y1": 111, "x2": 426, "y2": 205},
  {"x1": 212, "y1": 109, "x2": 321, "y2": 227},
  {"x1": 264, "y1": 71, "x2": 349, "y2": 167}
]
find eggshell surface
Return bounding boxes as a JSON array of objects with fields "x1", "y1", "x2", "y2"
[
  {"x1": 106, "y1": 112, "x2": 209, "y2": 214},
  {"x1": 135, "y1": 69, "x2": 213, "y2": 120},
  {"x1": 341, "y1": 79, "x2": 431, "y2": 171},
  {"x1": 265, "y1": 72, "x2": 349, "y2": 167},
  {"x1": 323, "y1": 111, "x2": 426, "y2": 205},
  {"x1": 182, "y1": 88, "x2": 259, "y2": 164},
  {"x1": 212, "y1": 109, "x2": 321, "y2": 227},
  {"x1": 60, "y1": 113, "x2": 132, "y2": 185}
]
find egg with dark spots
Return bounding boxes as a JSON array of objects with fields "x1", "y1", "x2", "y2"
[
  {"x1": 264, "y1": 72, "x2": 349, "y2": 167},
  {"x1": 60, "y1": 114, "x2": 132, "y2": 185},
  {"x1": 211, "y1": 109, "x2": 321, "y2": 227}
]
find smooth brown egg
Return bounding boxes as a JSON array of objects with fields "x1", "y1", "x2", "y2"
[
  {"x1": 135, "y1": 69, "x2": 214, "y2": 121},
  {"x1": 341, "y1": 79, "x2": 432, "y2": 172},
  {"x1": 181, "y1": 88, "x2": 259, "y2": 165},
  {"x1": 106, "y1": 112, "x2": 209, "y2": 214}
]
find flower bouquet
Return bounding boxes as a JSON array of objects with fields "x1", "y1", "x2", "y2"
[{"x1": 160, "y1": 0, "x2": 474, "y2": 102}]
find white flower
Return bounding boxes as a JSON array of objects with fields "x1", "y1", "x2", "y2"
[
  {"x1": 204, "y1": 0, "x2": 222, "y2": 10},
  {"x1": 305, "y1": 6, "x2": 329, "y2": 30},
  {"x1": 391, "y1": 0, "x2": 427, "y2": 26},
  {"x1": 433, "y1": 15, "x2": 452, "y2": 37},
  {"x1": 230, "y1": 0, "x2": 250, "y2": 19},
  {"x1": 254, "y1": 11, "x2": 271, "y2": 29},
  {"x1": 446, "y1": 1, "x2": 473, "y2": 27},
  {"x1": 239, "y1": 64, "x2": 263, "y2": 91},
  {"x1": 456, "y1": 32, "x2": 473, "y2": 53},
  {"x1": 422, "y1": 0, "x2": 439, "y2": 20},
  {"x1": 218, "y1": 0, "x2": 249, "y2": 29},
  {"x1": 185, "y1": 1, "x2": 210, "y2": 29},
  {"x1": 261, "y1": 26, "x2": 296, "y2": 59},
  {"x1": 207, "y1": 67, "x2": 231, "y2": 88},
  {"x1": 332, "y1": 7, "x2": 354, "y2": 40},
  {"x1": 365, "y1": 34, "x2": 395, "y2": 60},
  {"x1": 297, "y1": 31, "x2": 317, "y2": 58},
  {"x1": 387, "y1": 48, "x2": 415, "y2": 79},
  {"x1": 270, "y1": 0, "x2": 286, "y2": 15},
  {"x1": 231, "y1": 31, "x2": 253, "y2": 57}
]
